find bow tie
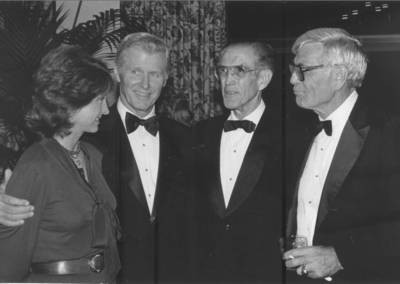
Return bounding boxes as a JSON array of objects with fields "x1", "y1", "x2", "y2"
[
  {"x1": 223, "y1": 120, "x2": 256, "y2": 133},
  {"x1": 314, "y1": 120, "x2": 332, "y2": 136},
  {"x1": 125, "y1": 113, "x2": 159, "y2": 136}
]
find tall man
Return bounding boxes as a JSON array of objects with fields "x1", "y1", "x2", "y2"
[
  {"x1": 283, "y1": 28, "x2": 400, "y2": 283},
  {"x1": 89, "y1": 32, "x2": 193, "y2": 283},
  {"x1": 0, "y1": 33, "x2": 192, "y2": 284},
  {"x1": 194, "y1": 42, "x2": 283, "y2": 283}
]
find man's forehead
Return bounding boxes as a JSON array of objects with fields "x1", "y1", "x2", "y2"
[
  {"x1": 220, "y1": 46, "x2": 257, "y2": 66},
  {"x1": 120, "y1": 46, "x2": 167, "y2": 68}
]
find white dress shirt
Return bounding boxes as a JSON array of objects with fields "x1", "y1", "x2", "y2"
[
  {"x1": 296, "y1": 91, "x2": 358, "y2": 245},
  {"x1": 117, "y1": 99, "x2": 159, "y2": 214},
  {"x1": 220, "y1": 100, "x2": 265, "y2": 208}
]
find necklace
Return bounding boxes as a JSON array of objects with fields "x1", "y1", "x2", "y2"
[{"x1": 67, "y1": 143, "x2": 81, "y2": 159}]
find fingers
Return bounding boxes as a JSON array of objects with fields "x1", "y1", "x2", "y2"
[
  {"x1": 0, "y1": 193, "x2": 31, "y2": 207},
  {"x1": 0, "y1": 193, "x2": 34, "y2": 227},
  {"x1": 0, "y1": 169, "x2": 12, "y2": 193},
  {"x1": 0, "y1": 211, "x2": 33, "y2": 226},
  {"x1": 283, "y1": 247, "x2": 311, "y2": 260},
  {"x1": 286, "y1": 246, "x2": 340, "y2": 280},
  {"x1": 296, "y1": 265, "x2": 306, "y2": 276}
]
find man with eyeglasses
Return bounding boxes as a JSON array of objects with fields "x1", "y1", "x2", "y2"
[
  {"x1": 283, "y1": 27, "x2": 400, "y2": 283},
  {"x1": 194, "y1": 42, "x2": 283, "y2": 283}
]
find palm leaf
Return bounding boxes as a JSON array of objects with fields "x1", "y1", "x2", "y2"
[
  {"x1": 62, "y1": 8, "x2": 122, "y2": 56},
  {"x1": 0, "y1": 1, "x2": 67, "y2": 151}
]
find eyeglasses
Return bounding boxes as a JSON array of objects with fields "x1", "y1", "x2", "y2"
[
  {"x1": 289, "y1": 63, "x2": 325, "y2": 82},
  {"x1": 215, "y1": 65, "x2": 258, "y2": 79}
]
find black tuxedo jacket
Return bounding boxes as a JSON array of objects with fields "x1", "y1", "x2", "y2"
[
  {"x1": 84, "y1": 106, "x2": 192, "y2": 283},
  {"x1": 286, "y1": 100, "x2": 400, "y2": 283},
  {"x1": 194, "y1": 107, "x2": 284, "y2": 283}
]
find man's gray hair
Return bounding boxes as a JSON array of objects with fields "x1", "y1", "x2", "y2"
[
  {"x1": 116, "y1": 32, "x2": 170, "y2": 71},
  {"x1": 219, "y1": 42, "x2": 275, "y2": 73},
  {"x1": 292, "y1": 27, "x2": 367, "y2": 88}
]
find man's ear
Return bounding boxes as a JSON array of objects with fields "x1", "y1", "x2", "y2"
[
  {"x1": 333, "y1": 65, "x2": 348, "y2": 90},
  {"x1": 257, "y1": 68, "x2": 273, "y2": 91},
  {"x1": 162, "y1": 72, "x2": 169, "y2": 87},
  {"x1": 114, "y1": 68, "x2": 121, "y2": 83}
]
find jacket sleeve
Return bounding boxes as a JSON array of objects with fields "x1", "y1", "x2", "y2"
[{"x1": 0, "y1": 160, "x2": 47, "y2": 282}]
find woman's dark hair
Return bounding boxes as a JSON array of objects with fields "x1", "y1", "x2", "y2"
[{"x1": 27, "y1": 45, "x2": 114, "y2": 137}]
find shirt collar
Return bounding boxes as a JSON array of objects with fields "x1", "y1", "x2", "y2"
[
  {"x1": 228, "y1": 99, "x2": 266, "y2": 128},
  {"x1": 321, "y1": 90, "x2": 358, "y2": 136},
  {"x1": 117, "y1": 98, "x2": 156, "y2": 130}
]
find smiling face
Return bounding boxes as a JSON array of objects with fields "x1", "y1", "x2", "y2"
[
  {"x1": 290, "y1": 42, "x2": 339, "y2": 117},
  {"x1": 218, "y1": 45, "x2": 271, "y2": 119},
  {"x1": 69, "y1": 95, "x2": 109, "y2": 135},
  {"x1": 116, "y1": 46, "x2": 168, "y2": 117}
]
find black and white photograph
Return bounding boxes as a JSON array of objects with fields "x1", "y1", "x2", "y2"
[{"x1": 1, "y1": 1, "x2": 400, "y2": 283}]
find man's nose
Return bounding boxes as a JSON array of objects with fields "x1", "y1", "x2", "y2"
[
  {"x1": 290, "y1": 71, "x2": 300, "y2": 85},
  {"x1": 224, "y1": 72, "x2": 236, "y2": 86},
  {"x1": 141, "y1": 74, "x2": 150, "y2": 89},
  {"x1": 102, "y1": 99, "x2": 109, "y2": 115}
]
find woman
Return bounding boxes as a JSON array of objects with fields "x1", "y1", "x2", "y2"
[{"x1": 0, "y1": 45, "x2": 120, "y2": 282}]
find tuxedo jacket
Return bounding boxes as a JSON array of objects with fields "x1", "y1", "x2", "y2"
[
  {"x1": 286, "y1": 100, "x2": 400, "y2": 283},
  {"x1": 84, "y1": 106, "x2": 193, "y2": 283},
  {"x1": 194, "y1": 107, "x2": 284, "y2": 283}
]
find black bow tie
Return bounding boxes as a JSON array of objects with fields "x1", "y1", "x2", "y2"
[
  {"x1": 125, "y1": 113, "x2": 159, "y2": 136},
  {"x1": 223, "y1": 120, "x2": 256, "y2": 133},
  {"x1": 314, "y1": 120, "x2": 332, "y2": 136}
]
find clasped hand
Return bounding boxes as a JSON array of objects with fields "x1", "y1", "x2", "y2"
[{"x1": 283, "y1": 245, "x2": 343, "y2": 279}]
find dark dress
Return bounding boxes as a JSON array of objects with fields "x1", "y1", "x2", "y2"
[{"x1": 0, "y1": 138, "x2": 120, "y2": 283}]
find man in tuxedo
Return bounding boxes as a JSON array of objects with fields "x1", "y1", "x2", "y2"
[
  {"x1": 283, "y1": 27, "x2": 400, "y2": 283},
  {"x1": 194, "y1": 42, "x2": 283, "y2": 283},
  {"x1": 0, "y1": 32, "x2": 192, "y2": 284},
  {"x1": 88, "y1": 32, "x2": 193, "y2": 283}
]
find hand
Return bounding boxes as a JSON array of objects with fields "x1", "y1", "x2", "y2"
[
  {"x1": 283, "y1": 245, "x2": 343, "y2": 279},
  {"x1": 0, "y1": 168, "x2": 12, "y2": 193},
  {"x1": 0, "y1": 169, "x2": 34, "y2": 226}
]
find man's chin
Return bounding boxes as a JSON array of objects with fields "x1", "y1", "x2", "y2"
[{"x1": 222, "y1": 99, "x2": 238, "y2": 110}]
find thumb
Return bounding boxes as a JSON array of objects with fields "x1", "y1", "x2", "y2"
[{"x1": 0, "y1": 168, "x2": 12, "y2": 193}]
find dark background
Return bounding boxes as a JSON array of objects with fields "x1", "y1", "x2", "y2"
[{"x1": 226, "y1": 1, "x2": 400, "y2": 123}]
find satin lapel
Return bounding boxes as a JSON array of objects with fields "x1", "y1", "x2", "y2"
[
  {"x1": 152, "y1": 121, "x2": 168, "y2": 218},
  {"x1": 315, "y1": 103, "x2": 370, "y2": 229},
  {"x1": 225, "y1": 110, "x2": 269, "y2": 216},
  {"x1": 108, "y1": 108, "x2": 148, "y2": 211},
  {"x1": 207, "y1": 117, "x2": 226, "y2": 218}
]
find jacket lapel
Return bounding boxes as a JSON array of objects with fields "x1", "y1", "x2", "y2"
[
  {"x1": 225, "y1": 109, "x2": 270, "y2": 216},
  {"x1": 152, "y1": 119, "x2": 172, "y2": 218},
  {"x1": 315, "y1": 102, "x2": 370, "y2": 229},
  {"x1": 103, "y1": 107, "x2": 148, "y2": 212},
  {"x1": 207, "y1": 117, "x2": 226, "y2": 218}
]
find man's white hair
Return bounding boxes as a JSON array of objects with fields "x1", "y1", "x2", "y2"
[{"x1": 292, "y1": 27, "x2": 368, "y2": 88}]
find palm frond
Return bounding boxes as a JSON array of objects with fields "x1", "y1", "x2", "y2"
[
  {"x1": 62, "y1": 8, "x2": 121, "y2": 55},
  {"x1": 0, "y1": 1, "x2": 67, "y2": 150}
]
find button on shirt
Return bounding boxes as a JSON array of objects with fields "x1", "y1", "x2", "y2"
[
  {"x1": 297, "y1": 91, "x2": 358, "y2": 245},
  {"x1": 220, "y1": 100, "x2": 265, "y2": 207},
  {"x1": 117, "y1": 99, "x2": 159, "y2": 213}
]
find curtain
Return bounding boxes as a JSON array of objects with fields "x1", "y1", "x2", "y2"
[{"x1": 121, "y1": 0, "x2": 227, "y2": 125}]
